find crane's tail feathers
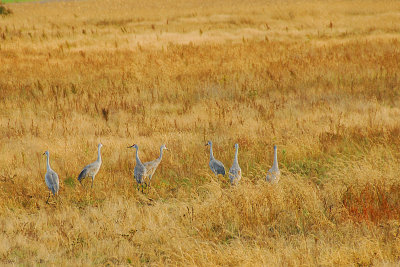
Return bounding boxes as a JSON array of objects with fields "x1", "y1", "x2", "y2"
[
  {"x1": 77, "y1": 169, "x2": 87, "y2": 182},
  {"x1": 51, "y1": 188, "x2": 57, "y2": 195},
  {"x1": 222, "y1": 170, "x2": 226, "y2": 176}
]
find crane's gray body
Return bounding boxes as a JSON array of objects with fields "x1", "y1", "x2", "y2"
[
  {"x1": 45, "y1": 171, "x2": 59, "y2": 195},
  {"x1": 78, "y1": 143, "x2": 102, "y2": 188},
  {"x1": 143, "y1": 144, "x2": 167, "y2": 183},
  {"x1": 266, "y1": 145, "x2": 280, "y2": 184},
  {"x1": 206, "y1": 141, "x2": 226, "y2": 176},
  {"x1": 229, "y1": 144, "x2": 241, "y2": 185},
  {"x1": 43, "y1": 151, "x2": 59, "y2": 202},
  {"x1": 128, "y1": 144, "x2": 148, "y2": 192},
  {"x1": 134, "y1": 157, "x2": 146, "y2": 185}
]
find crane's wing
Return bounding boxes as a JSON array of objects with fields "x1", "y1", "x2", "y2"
[
  {"x1": 45, "y1": 172, "x2": 52, "y2": 189},
  {"x1": 143, "y1": 159, "x2": 160, "y2": 178},
  {"x1": 78, "y1": 165, "x2": 90, "y2": 182},
  {"x1": 55, "y1": 173, "x2": 60, "y2": 193},
  {"x1": 266, "y1": 167, "x2": 272, "y2": 182},
  {"x1": 78, "y1": 160, "x2": 99, "y2": 181},
  {"x1": 229, "y1": 165, "x2": 241, "y2": 179},
  {"x1": 45, "y1": 171, "x2": 59, "y2": 195},
  {"x1": 134, "y1": 165, "x2": 147, "y2": 184},
  {"x1": 211, "y1": 159, "x2": 225, "y2": 176},
  {"x1": 143, "y1": 160, "x2": 158, "y2": 172},
  {"x1": 266, "y1": 168, "x2": 280, "y2": 183}
]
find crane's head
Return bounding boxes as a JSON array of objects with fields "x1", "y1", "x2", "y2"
[
  {"x1": 127, "y1": 144, "x2": 138, "y2": 149},
  {"x1": 43, "y1": 150, "x2": 49, "y2": 156},
  {"x1": 205, "y1": 140, "x2": 212, "y2": 146},
  {"x1": 98, "y1": 143, "x2": 103, "y2": 149},
  {"x1": 161, "y1": 144, "x2": 168, "y2": 150},
  {"x1": 235, "y1": 143, "x2": 239, "y2": 149},
  {"x1": 274, "y1": 145, "x2": 277, "y2": 150}
]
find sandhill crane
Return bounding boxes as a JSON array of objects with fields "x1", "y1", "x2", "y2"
[
  {"x1": 266, "y1": 145, "x2": 280, "y2": 184},
  {"x1": 128, "y1": 144, "x2": 148, "y2": 193},
  {"x1": 143, "y1": 144, "x2": 167, "y2": 188},
  {"x1": 43, "y1": 151, "x2": 59, "y2": 203},
  {"x1": 206, "y1": 140, "x2": 226, "y2": 176},
  {"x1": 229, "y1": 143, "x2": 241, "y2": 185},
  {"x1": 78, "y1": 143, "x2": 103, "y2": 188}
]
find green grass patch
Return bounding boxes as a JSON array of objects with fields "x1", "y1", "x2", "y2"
[
  {"x1": 64, "y1": 176, "x2": 76, "y2": 188},
  {"x1": 285, "y1": 157, "x2": 328, "y2": 182}
]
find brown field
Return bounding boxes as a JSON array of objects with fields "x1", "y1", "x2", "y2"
[{"x1": 1, "y1": 0, "x2": 400, "y2": 265}]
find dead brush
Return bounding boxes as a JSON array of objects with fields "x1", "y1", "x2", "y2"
[
  {"x1": 0, "y1": 3, "x2": 12, "y2": 16},
  {"x1": 1, "y1": 0, "x2": 400, "y2": 265},
  {"x1": 342, "y1": 182, "x2": 400, "y2": 223}
]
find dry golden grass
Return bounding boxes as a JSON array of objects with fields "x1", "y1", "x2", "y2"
[{"x1": 1, "y1": 0, "x2": 400, "y2": 265}]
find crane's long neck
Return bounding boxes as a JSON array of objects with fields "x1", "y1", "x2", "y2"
[
  {"x1": 135, "y1": 147, "x2": 142, "y2": 165},
  {"x1": 209, "y1": 144, "x2": 214, "y2": 160},
  {"x1": 46, "y1": 154, "x2": 51, "y2": 171},
  {"x1": 273, "y1": 147, "x2": 278, "y2": 169},
  {"x1": 97, "y1": 146, "x2": 102, "y2": 162},
  {"x1": 234, "y1": 146, "x2": 238, "y2": 164},
  {"x1": 158, "y1": 147, "x2": 163, "y2": 160}
]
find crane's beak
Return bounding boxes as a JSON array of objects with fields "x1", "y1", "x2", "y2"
[
  {"x1": 42, "y1": 152, "x2": 45, "y2": 155},
  {"x1": 127, "y1": 144, "x2": 134, "y2": 148}
]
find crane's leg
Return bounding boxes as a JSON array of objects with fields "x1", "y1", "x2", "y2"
[
  {"x1": 141, "y1": 183, "x2": 144, "y2": 193},
  {"x1": 79, "y1": 177, "x2": 85, "y2": 189},
  {"x1": 91, "y1": 176, "x2": 94, "y2": 188},
  {"x1": 46, "y1": 192, "x2": 51, "y2": 204}
]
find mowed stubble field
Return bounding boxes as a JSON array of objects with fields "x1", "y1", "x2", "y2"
[{"x1": 1, "y1": 0, "x2": 400, "y2": 265}]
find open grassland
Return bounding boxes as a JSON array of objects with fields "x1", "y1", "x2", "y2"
[
  {"x1": 1, "y1": 0, "x2": 35, "y2": 3},
  {"x1": 1, "y1": 0, "x2": 400, "y2": 265}
]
